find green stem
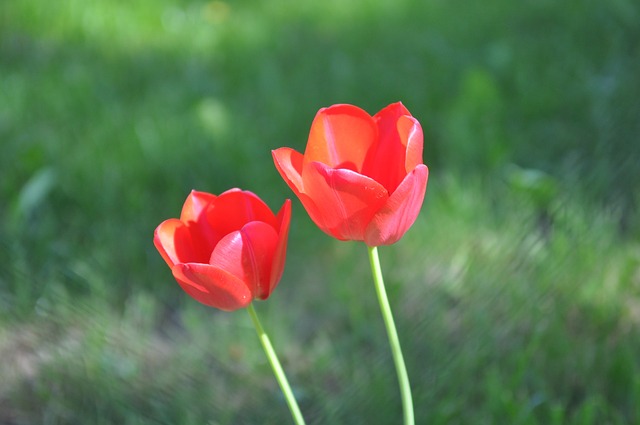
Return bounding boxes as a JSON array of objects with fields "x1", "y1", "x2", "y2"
[
  {"x1": 367, "y1": 246, "x2": 414, "y2": 425},
  {"x1": 247, "y1": 303, "x2": 306, "y2": 425}
]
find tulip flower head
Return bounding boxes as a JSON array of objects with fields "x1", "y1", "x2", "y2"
[
  {"x1": 273, "y1": 102, "x2": 428, "y2": 246},
  {"x1": 154, "y1": 189, "x2": 291, "y2": 311}
]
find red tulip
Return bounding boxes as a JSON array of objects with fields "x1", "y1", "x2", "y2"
[
  {"x1": 273, "y1": 102, "x2": 428, "y2": 246},
  {"x1": 154, "y1": 189, "x2": 291, "y2": 311}
]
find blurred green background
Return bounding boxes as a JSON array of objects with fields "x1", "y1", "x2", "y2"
[{"x1": 1, "y1": 0, "x2": 639, "y2": 423}]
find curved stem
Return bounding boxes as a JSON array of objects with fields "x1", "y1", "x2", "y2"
[
  {"x1": 247, "y1": 303, "x2": 306, "y2": 425},
  {"x1": 367, "y1": 246, "x2": 414, "y2": 425}
]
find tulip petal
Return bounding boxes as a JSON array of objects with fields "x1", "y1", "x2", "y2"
[
  {"x1": 180, "y1": 190, "x2": 217, "y2": 223},
  {"x1": 272, "y1": 147, "x2": 305, "y2": 195},
  {"x1": 178, "y1": 191, "x2": 223, "y2": 262},
  {"x1": 273, "y1": 148, "x2": 330, "y2": 232},
  {"x1": 207, "y1": 231, "x2": 247, "y2": 287},
  {"x1": 207, "y1": 225, "x2": 279, "y2": 299},
  {"x1": 365, "y1": 164, "x2": 429, "y2": 246},
  {"x1": 172, "y1": 263, "x2": 252, "y2": 311},
  {"x1": 374, "y1": 101, "x2": 411, "y2": 119},
  {"x1": 303, "y1": 161, "x2": 388, "y2": 241},
  {"x1": 154, "y1": 218, "x2": 197, "y2": 267},
  {"x1": 304, "y1": 104, "x2": 377, "y2": 171},
  {"x1": 269, "y1": 199, "x2": 291, "y2": 294},
  {"x1": 240, "y1": 221, "x2": 279, "y2": 299},
  {"x1": 203, "y1": 190, "x2": 278, "y2": 246},
  {"x1": 398, "y1": 115, "x2": 424, "y2": 173},
  {"x1": 364, "y1": 102, "x2": 422, "y2": 194}
]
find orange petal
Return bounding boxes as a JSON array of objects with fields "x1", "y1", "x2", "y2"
[
  {"x1": 365, "y1": 164, "x2": 428, "y2": 246},
  {"x1": 172, "y1": 263, "x2": 252, "y2": 311}
]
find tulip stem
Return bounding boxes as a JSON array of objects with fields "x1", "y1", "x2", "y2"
[
  {"x1": 247, "y1": 303, "x2": 306, "y2": 425},
  {"x1": 367, "y1": 246, "x2": 414, "y2": 425}
]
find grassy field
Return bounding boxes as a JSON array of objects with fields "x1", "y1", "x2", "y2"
[{"x1": 1, "y1": 0, "x2": 639, "y2": 423}]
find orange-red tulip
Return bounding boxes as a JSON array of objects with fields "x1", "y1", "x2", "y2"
[
  {"x1": 273, "y1": 102, "x2": 428, "y2": 246},
  {"x1": 154, "y1": 189, "x2": 291, "y2": 311}
]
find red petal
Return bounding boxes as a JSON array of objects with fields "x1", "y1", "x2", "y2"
[
  {"x1": 207, "y1": 231, "x2": 247, "y2": 286},
  {"x1": 176, "y1": 191, "x2": 221, "y2": 262},
  {"x1": 398, "y1": 115, "x2": 424, "y2": 173},
  {"x1": 269, "y1": 199, "x2": 291, "y2": 295},
  {"x1": 154, "y1": 219, "x2": 196, "y2": 267},
  {"x1": 363, "y1": 102, "x2": 421, "y2": 194},
  {"x1": 203, "y1": 190, "x2": 278, "y2": 244},
  {"x1": 365, "y1": 164, "x2": 428, "y2": 246},
  {"x1": 302, "y1": 161, "x2": 388, "y2": 241},
  {"x1": 180, "y1": 190, "x2": 217, "y2": 223},
  {"x1": 272, "y1": 148, "x2": 305, "y2": 196},
  {"x1": 304, "y1": 104, "x2": 376, "y2": 171},
  {"x1": 207, "y1": 225, "x2": 279, "y2": 299},
  {"x1": 172, "y1": 263, "x2": 252, "y2": 311},
  {"x1": 240, "y1": 222, "x2": 279, "y2": 299},
  {"x1": 273, "y1": 147, "x2": 329, "y2": 232},
  {"x1": 374, "y1": 101, "x2": 411, "y2": 120}
]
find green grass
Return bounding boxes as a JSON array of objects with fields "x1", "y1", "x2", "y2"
[{"x1": 1, "y1": 0, "x2": 639, "y2": 423}]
